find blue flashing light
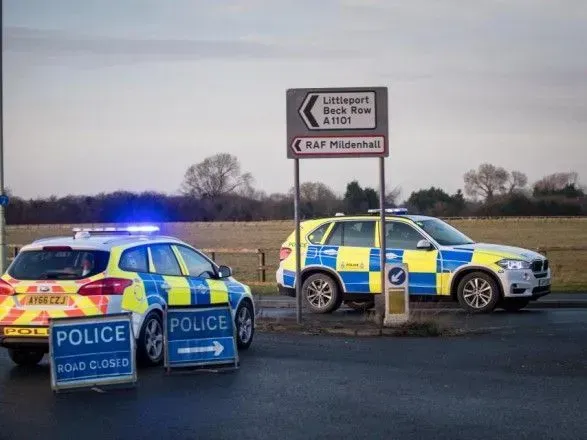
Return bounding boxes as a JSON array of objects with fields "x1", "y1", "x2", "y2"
[{"x1": 126, "y1": 225, "x2": 160, "y2": 233}]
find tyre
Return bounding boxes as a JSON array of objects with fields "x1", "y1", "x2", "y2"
[
  {"x1": 8, "y1": 348, "x2": 45, "y2": 366},
  {"x1": 302, "y1": 272, "x2": 342, "y2": 314},
  {"x1": 345, "y1": 299, "x2": 375, "y2": 312},
  {"x1": 235, "y1": 300, "x2": 255, "y2": 350},
  {"x1": 137, "y1": 311, "x2": 164, "y2": 367},
  {"x1": 456, "y1": 271, "x2": 500, "y2": 314},
  {"x1": 500, "y1": 298, "x2": 530, "y2": 312}
]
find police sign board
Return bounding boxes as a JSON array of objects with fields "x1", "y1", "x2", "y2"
[
  {"x1": 49, "y1": 313, "x2": 137, "y2": 391},
  {"x1": 384, "y1": 263, "x2": 410, "y2": 326},
  {"x1": 164, "y1": 305, "x2": 238, "y2": 371},
  {"x1": 286, "y1": 86, "x2": 388, "y2": 159}
]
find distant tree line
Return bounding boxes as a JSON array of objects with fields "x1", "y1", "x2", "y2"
[{"x1": 4, "y1": 154, "x2": 586, "y2": 225}]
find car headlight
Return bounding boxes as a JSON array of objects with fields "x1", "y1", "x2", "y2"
[{"x1": 496, "y1": 259, "x2": 531, "y2": 270}]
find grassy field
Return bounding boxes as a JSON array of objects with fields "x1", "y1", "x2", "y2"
[{"x1": 6, "y1": 217, "x2": 587, "y2": 292}]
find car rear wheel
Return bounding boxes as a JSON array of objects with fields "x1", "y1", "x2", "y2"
[
  {"x1": 302, "y1": 273, "x2": 342, "y2": 314},
  {"x1": 456, "y1": 272, "x2": 500, "y2": 314},
  {"x1": 137, "y1": 311, "x2": 164, "y2": 367},
  {"x1": 8, "y1": 348, "x2": 45, "y2": 366},
  {"x1": 235, "y1": 300, "x2": 254, "y2": 350},
  {"x1": 501, "y1": 298, "x2": 530, "y2": 312}
]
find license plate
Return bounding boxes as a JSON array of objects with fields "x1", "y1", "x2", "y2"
[
  {"x1": 22, "y1": 295, "x2": 68, "y2": 306},
  {"x1": 539, "y1": 279, "x2": 550, "y2": 287}
]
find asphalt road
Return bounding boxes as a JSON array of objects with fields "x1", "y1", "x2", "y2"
[{"x1": 1, "y1": 309, "x2": 587, "y2": 440}]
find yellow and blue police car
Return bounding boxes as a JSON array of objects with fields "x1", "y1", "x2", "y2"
[
  {"x1": 276, "y1": 209, "x2": 552, "y2": 314},
  {"x1": 0, "y1": 226, "x2": 255, "y2": 367}
]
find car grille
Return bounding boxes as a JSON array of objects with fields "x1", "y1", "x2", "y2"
[{"x1": 531, "y1": 259, "x2": 549, "y2": 273}]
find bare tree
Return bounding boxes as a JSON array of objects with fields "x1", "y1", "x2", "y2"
[
  {"x1": 463, "y1": 163, "x2": 509, "y2": 201},
  {"x1": 385, "y1": 186, "x2": 402, "y2": 206},
  {"x1": 180, "y1": 153, "x2": 253, "y2": 198},
  {"x1": 533, "y1": 172, "x2": 579, "y2": 193},
  {"x1": 507, "y1": 170, "x2": 528, "y2": 194}
]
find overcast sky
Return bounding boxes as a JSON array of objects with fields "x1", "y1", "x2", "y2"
[{"x1": 3, "y1": 0, "x2": 586, "y2": 200}]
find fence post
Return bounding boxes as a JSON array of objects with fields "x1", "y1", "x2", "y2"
[{"x1": 257, "y1": 249, "x2": 266, "y2": 282}]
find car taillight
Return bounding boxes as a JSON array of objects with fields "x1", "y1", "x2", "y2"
[
  {"x1": 0, "y1": 279, "x2": 15, "y2": 295},
  {"x1": 279, "y1": 247, "x2": 292, "y2": 261},
  {"x1": 77, "y1": 278, "x2": 133, "y2": 296}
]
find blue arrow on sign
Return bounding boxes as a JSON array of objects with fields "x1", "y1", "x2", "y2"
[{"x1": 388, "y1": 267, "x2": 406, "y2": 286}]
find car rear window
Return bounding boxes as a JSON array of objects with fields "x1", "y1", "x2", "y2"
[{"x1": 8, "y1": 249, "x2": 110, "y2": 280}]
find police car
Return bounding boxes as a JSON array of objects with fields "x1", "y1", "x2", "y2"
[
  {"x1": 0, "y1": 226, "x2": 255, "y2": 366},
  {"x1": 276, "y1": 209, "x2": 551, "y2": 314}
]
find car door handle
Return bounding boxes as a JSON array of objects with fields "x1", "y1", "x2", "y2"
[{"x1": 160, "y1": 282, "x2": 171, "y2": 290}]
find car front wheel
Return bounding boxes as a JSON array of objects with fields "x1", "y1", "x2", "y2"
[
  {"x1": 235, "y1": 301, "x2": 254, "y2": 349},
  {"x1": 456, "y1": 272, "x2": 500, "y2": 314},
  {"x1": 137, "y1": 311, "x2": 164, "y2": 367}
]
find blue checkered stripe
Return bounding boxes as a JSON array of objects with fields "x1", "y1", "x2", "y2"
[
  {"x1": 138, "y1": 273, "x2": 246, "y2": 308},
  {"x1": 139, "y1": 273, "x2": 168, "y2": 306}
]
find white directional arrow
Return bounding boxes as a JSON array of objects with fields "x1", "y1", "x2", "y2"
[
  {"x1": 298, "y1": 91, "x2": 376, "y2": 130},
  {"x1": 386, "y1": 252, "x2": 401, "y2": 260},
  {"x1": 391, "y1": 271, "x2": 403, "y2": 283},
  {"x1": 323, "y1": 249, "x2": 338, "y2": 256},
  {"x1": 178, "y1": 340, "x2": 224, "y2": 357}
]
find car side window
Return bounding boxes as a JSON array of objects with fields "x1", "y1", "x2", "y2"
[
  {"x1": 119, "y1": 246, "x2": 149, "y2": 273},
  {"x1": 325, "y1": 221, "x2": 375, "y2": 247},
  {"x1": 385, "y1": 221, "x2": 426, "y2": 250},
  {"x1": 307, "y1": 222, "x2": 331, "y2": 244},
  {"x1": 149, "y1": 244, "x2": 182, "y2": 276},
  {"x1": 176, "y1": 246, "x2": 216, "y2": 279}
]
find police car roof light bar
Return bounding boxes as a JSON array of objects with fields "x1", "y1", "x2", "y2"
[
  {"x1": 367, "y1": 208, "x2": 408, "y2": 215},
  {"x1": 72, "y1": 225, "x2": 160, "y2": 237}
]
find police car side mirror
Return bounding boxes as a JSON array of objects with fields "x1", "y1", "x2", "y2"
[
  {"x1": 417, "y1": 239, "x2": 433, "y2": 250},
  {"x1": 217, "y1": 265, "x2": 232, "y2": 278}
]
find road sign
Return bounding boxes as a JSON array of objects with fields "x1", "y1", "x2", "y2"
[
  {"x1": 299, "y1": 91, "x2": 377, "y2": 130},
  {"x1": 0, "y1": 195, "x2": 8, "y2": 207},
  {"x1": 164, "y1": 305, "x2": 238, "y2": 371},
  {"x1": 291, "y1": 135, "x2": 385, "y2": 156},
  {"x1": 388, "y1": 266, "x2": 407, "y2": 286},
  {"x1": 286, "y1": 86, "x2": 388, "y2": 159},
  {"x1": 49, "y1": 313, "x2": 137, "y2": 392},
  {"x1": 384, "y1": 263, "x2": 410, "y2": 326}
]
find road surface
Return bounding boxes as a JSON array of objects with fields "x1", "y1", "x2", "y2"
[{"x1": 1, "y1": 309, "x2": 586, "y2": 440}]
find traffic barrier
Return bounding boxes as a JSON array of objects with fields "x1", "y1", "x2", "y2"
[
  {"x1": 163, "y1": 303, "x2": 239, "y2": 373},
  {"x1": 48, "y1": 313, "x2": 137, "y2": 392}
]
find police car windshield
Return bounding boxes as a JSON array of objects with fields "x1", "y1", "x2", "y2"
[
  {"x1": 415, "y1": 219, "x2": 475, "y2": 246},
  {"x1": 8, "y1": 250, "x2": 110, "y2": 280}
]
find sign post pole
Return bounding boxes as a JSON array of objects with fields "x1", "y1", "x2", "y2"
[
  {"x1": 294, "y1": 158, "x2": 302, "y2": 324},
  {"x1": 379, "y1": 157, "x2": 386, "y2": 318}
]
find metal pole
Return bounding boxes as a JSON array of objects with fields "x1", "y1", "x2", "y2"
[
  {"x1": 0, "y1": 0, "x2": 6, "y2": 274},
  {"x1": 293, "y1": 158, "x2": 302, "y2": 324},
  {"x1": 379, "y1": 157, "x2": 386, "y2": 309}
]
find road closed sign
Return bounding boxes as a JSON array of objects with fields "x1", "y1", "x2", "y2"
[
  {"x1": 164, "y1": 305, "x2": 238, "y2": 371},
  {"x1": 48, "y1": 314, "x2": 137, "y2": 391}
]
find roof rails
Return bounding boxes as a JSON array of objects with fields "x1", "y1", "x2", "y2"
[
  {"x1": 367, "y1": 208, "x2": 408, "y2": 215},
  {"x1": 72, "y1": 225, "x2": 160, "y2": 239}
]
